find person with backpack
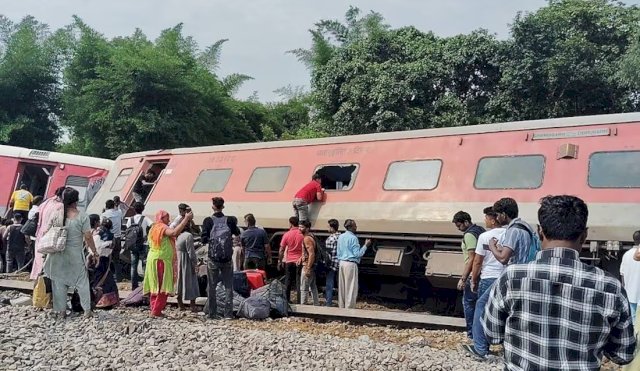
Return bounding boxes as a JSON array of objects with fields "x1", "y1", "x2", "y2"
[
  {"x1": 462, "y1": 198, "x2": 539, "y2": 360},
  {"x1": 200, "y1": 197, "x2": 240, "y2": 319},
  {"x1": 101, "y1": 199, "x2": 124, "y2": 281},
  {"x1": 299, "y1": 220, "x2": 319, "y2": 306},
  {"x1": 125, "y1": 202, "x2": 154, "y2": 289},
  {"x1": 3, "y1": 214, "x2": 29, "y2": 273},
  {"x1": 451, "y1": 211, "x2": 486, "y2": 339},
  {"x1": 143, "y1": 209, "x2": 193, "y2": 318}
]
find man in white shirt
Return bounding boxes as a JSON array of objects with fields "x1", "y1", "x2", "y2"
[
  {"x1": 102, "y1": 199, "x2": 124, "y2": 281},
  {"x1": 169, "y1": 203, "x2": 189, "y2": 228},
  {"x1": 462, "y1": 206, "x2": 507, "y2": 359},
  {"x1": 620, "y1": 230, "x2": 640, "y2": 321},
  {"x1": 125, "y1": 201, "x2": 154, "y2": 289}
]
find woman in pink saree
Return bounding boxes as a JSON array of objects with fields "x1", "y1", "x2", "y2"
[{"x1": 30, "y1": 186, "x2": 66, "y2": 280}]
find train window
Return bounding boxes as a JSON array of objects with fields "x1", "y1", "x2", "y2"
[
  {"x1": 65, "y1": 176, "x2": 89, "y2": 202},
  {"x1": 110, "y1": 168, "x2": 133, "y2": 192},
  {"x1": 383, "y1": 160, "x2": 442, "y2": 190},
  {"x1": 589, "y1": 151, "x2": 640, "y2": 188},
  {"x1": 314, "y1": 164, "x2": 358, "y2": 191},
  {"x1": 192, "y1": 169, "x2": 232, "y2": 193},
  {"x1": 474, "y1": 155, "x2": 545, "y2": 189},
  {"x1": 246, "y1": 166, "x2": 291, "y2": 192}
]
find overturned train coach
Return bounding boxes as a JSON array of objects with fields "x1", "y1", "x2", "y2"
[
  {"x1": 0, "y1": 145, "x2": 114, "y2": 214},
  {"x1": 87, "y1": 112, "x2": 640, "y2": 304}
]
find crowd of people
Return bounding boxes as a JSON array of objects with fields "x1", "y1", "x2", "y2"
[
  {"x1": 453, "y1": 195, "x2": 638, "y2": 370},
  {"x1": 3, "y1": 173, "x2": 640, "y2": 369}
]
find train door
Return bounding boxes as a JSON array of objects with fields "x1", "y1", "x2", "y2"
[
  {"x1": 123, "y1": 159, "x2": 169, "y2": 217},
  {"x1": 15, "y1": 162, "x2": 55, "y2": 198},
  {"x1": 0, "y1": 157, "x2": 19, "y2": 217}
]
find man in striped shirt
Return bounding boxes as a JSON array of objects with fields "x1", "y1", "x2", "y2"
[
  {"x1": 324, "y1": 219, "x2": 341, "y2": 307},
  {"x1": 481, "y1": 195, "x2": 635, "y2": 370}
]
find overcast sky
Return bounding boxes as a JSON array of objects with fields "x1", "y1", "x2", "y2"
[{"x1": 2, "y1": 0, "x2": 638, "y2": 101}]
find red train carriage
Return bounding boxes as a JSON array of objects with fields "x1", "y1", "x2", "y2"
[
  {"x1": 0, "y1": 145, "x2": 114, "y2": 214},
  {"x1": 87, "y1": 112, "x2": 640, "y2": 301}
]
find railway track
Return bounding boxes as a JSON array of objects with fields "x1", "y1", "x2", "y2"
[{"x1": 0, "y1": 278, "x2": 465, "y2": 330}]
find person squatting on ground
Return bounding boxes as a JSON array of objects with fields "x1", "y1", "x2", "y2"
[
  {"x1": 337, "y1": 219, "x2": 371, "y2": 309},
  {"x1": 292, "y1": 173, "x2": 324, "y2": 223},
  {"x1": 201, "y1": 197, "x2": 240, "y2": 319},
  {"x1": 143, "y1": 209, "x2": 193, "y2": 318},
  {"x1": 480, "y1": 195, "x2": 635, "y2": 369},
  {"x1": 451, "y1": 211, "x2": 485, "y2": 339}
]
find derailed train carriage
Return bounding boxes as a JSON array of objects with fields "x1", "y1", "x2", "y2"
[{"x1": 86, "y1": 112, "x2": 640, "y2": 308}]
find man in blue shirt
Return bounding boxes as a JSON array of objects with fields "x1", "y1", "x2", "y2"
[
  {"x1": 337, "y1": 219, "x2": 371, "y2": 308},
  {"x1": 240, "y1": 213, "x2": 271, "y2": 270}
]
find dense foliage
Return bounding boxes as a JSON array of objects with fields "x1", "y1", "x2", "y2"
[{"x1": 0, "y1": 0, "x2": 638, "y2": 158}]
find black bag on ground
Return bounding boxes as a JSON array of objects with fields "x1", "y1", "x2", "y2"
[
  {"x1": 233, "y1": 271, "x2": 250, "y2": 297},
  {"x1": 250, "y1": 279, "x2": 290, "y2": 318},
  {"x1": 203, "y1": 282, "x2": 244, "y2": 316},
  {"x1": 237, "y1": 295, "x2": 271, "y2": 320}
]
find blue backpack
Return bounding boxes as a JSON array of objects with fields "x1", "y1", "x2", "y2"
[{"x1": 512, "y1": 222, "x2": 541, "y2": 262}]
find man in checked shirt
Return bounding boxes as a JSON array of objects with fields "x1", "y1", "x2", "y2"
[{"x1": 481, "y1": 195, "x2": 635, "y2": 370}]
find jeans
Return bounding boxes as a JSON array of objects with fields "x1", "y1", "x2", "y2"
[
  {"x1": 472, "y1": 278, "x2": 498, "y2": 355},
  {"x1": 111, "y1": 238, "x2": 125, "y2": 282},
  {"x1": 292, "y1": 198, "x2": 309, "y2": 222},
  {"x1": 207, "y1": 260, "x2": 234, "y2": 318},
  {"x1": 5, "y1": 247, "x2": 26, "y2": 273},
  {"x1": 462, "y1": 278, "x2": 477, "y2": 338},
  {"x1": 130, "y1": 245, "x2": 147, "y2": 289},
  {"x1": 300, "y1": 269, "x2": 319, "y2": 305},
  {"x1": 284, "y1": 262, "x2": 301, "y2": 304},
  {"x1": 631, "y1": 302, "x2": 638, "y2": 323},
  {"x1": 325, "y1": 269, "x2": 337, "y2": 307}
]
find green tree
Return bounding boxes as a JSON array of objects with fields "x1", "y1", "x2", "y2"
[
  {"x1": 0, "y1": 16, "x2": 62, "y2": 150},
  {"x1": 60, "y1": 20, "x2": 254, "y2": 158},
  {"x1": 494, "y1": 0, "x2": 640, "y2": 120}
]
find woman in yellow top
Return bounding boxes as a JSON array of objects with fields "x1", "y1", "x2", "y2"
[{"x1": 143, "y1": 209, "x2": 192, "y2": 318}]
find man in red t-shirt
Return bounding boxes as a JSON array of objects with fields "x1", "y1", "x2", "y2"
[
  {"x1": 292, "y1": 173, "x2": 325, "y2": 222},
  {"x1": 279, "y1": 216, "x2": 304, "y2": 303}
]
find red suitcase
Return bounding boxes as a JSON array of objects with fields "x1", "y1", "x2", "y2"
[{"x1": 244, "y1": 269, "x2": 267, "y2": 290}]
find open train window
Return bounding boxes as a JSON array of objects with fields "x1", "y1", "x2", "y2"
[
  {"x1": 65, "y1": 176, "x2": 89, "y2": 202},
  {"x1": 589, "y1": 151, "x2": 640, "y2": 188},
  {"x1": 383, "y1": 160, "x2": 442, "y2": 190},
  {"x1": 474, "y1": 155, "x2": 545, "y2": 189},
  {"x1": 314, "y1": 164, "x2": 358, "y2": 191},
  {"x1": 246, "y1": 166, "x2": 290, "y2": 192},
  {"x1": 110, "y1": 168, "x2": 132, "y2": 192},
  {"x1": 192, "y1": 169, "x2": 232, "y2": 193}
]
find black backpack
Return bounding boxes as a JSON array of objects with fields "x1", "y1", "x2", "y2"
[
  {"x1": 123, "y1": 215, "x2": 144, "y2": 253},
  {"x1": 209, "y1": 216, "x2": 233, "y2": 263},
  {"x1": 314, "y1": 236, "x2": 332, "y2": 267}
]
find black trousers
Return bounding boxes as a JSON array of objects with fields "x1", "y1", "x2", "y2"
[{"x1": 284, "y1": 262, "x2": 301, "y2": 304}]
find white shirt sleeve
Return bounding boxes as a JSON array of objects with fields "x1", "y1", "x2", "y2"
[
  {"x1": 475, "y1": 233, "x2": 487, "y2": 256},
  {"x1": 169, "y1": 215, "x2": 182, "y2": 229}
]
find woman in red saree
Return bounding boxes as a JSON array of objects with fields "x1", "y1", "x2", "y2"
[{"x1": 143, "y1": 209, "x2": 192, "y2": 317}]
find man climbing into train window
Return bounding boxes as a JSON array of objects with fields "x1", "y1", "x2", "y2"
[
  {"x1": 200, "y1": 197, "x2": 240, "y2": 319},
  {"x1": 620, "y1": 230, "x2": 640, "y2": 322},
  {"x1": 292, "y1": 173, "x2": 325, "y2": 223},
  {"x1": 451, "y1": 211, "x2": 485, "y2": 339},
  {"x1": 132, "y1": 169, "x2": 157, "y2": 204},
  {"x1": 480, "y1": 195, "x2": 635, "y2": 369}
]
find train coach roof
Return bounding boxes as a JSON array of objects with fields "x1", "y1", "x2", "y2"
[
  {"x1": 0, "y1": 145, "x2": 114, "y2": 169},
  {"x1": 117, "y1": 111, "x2": 640, "y2": 160}
]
